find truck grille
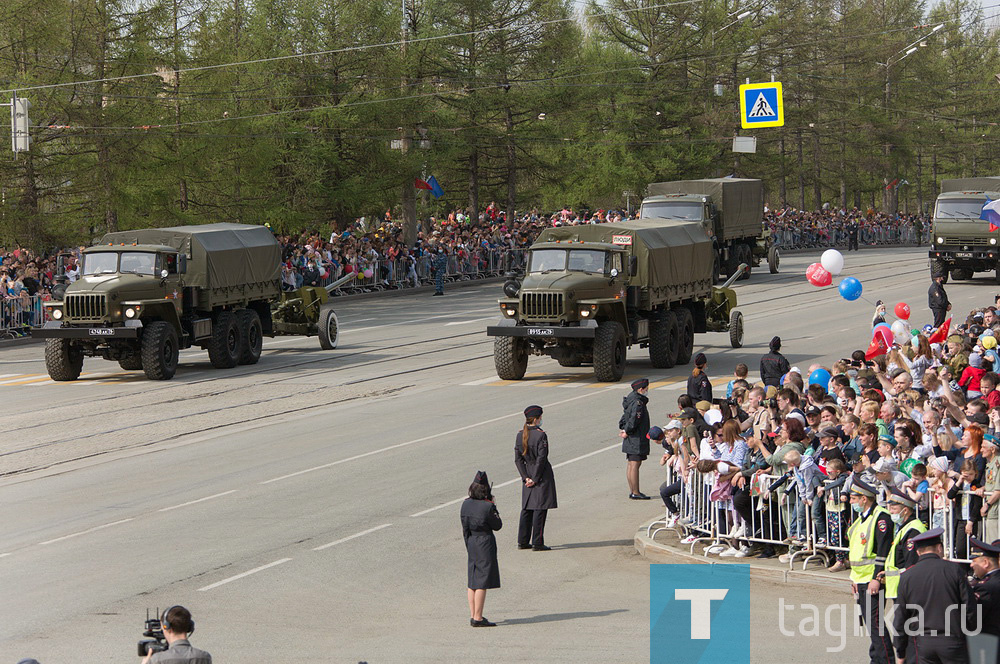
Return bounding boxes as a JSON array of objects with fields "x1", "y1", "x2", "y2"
[
  {"x1": 65, "y1": 294, "x2": 107, "y2": 320},
  {"x1": 521, "y1": 291, "x2": 563, "y2": 319},
  {"x1": 943, "y1": 237, "x2": 991, "y2": 246}
]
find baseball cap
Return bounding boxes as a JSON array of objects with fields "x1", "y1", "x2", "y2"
[
  {"x1": 805, "y1": 405, "x2": 821, "y2": 416},
  {"x1": 679, "y1": 407, "x2": 698, "y2": 420},
  {"x1": 968, "y1": 412, "x2": 990, "y2": 426},
  {"x1": 665, "y1": 419, "x2": 683, "y2": 431},
  {"x1": 789, "y1": 366, "x2": 802, "y2": 375},
  {"x1": 818, "y1": 425, "x2": 839, "y2": 438},
  {"x1": 647, "y1": 426, "x2": 664, "y2": 440},
  {"x1": 873, "y1": 457, "x2": 897, "y2": 474}
]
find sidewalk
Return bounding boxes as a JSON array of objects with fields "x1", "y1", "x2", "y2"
[{"x1": 634, "y1": 515, "x2": 852, "y2": 592}]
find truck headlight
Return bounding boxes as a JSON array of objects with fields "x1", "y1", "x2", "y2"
[
  {"x1": 937, "y1": 237, "x2": 944, "y2": 244},
  {"x1": 51, "y1": 308, "x2": 63, "y2": 320},
  {"x1": 500, "y1": 303, "x2": 516, "y2": 318},
  {"x1": 991, "y1": 238, "x2": 997, "y2": 246},
  {"x1": 580, "y1": 305, "x2": 597, "y2": 318},
  {"x1": 124, "y1": 307, "x2": 138, "y2": 319}
]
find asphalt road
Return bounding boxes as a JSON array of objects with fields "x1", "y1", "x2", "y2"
[{"x1": 0, "y1": 246, "x2": 979, "y2": 663}]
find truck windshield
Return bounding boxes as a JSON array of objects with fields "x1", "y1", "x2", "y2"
[
  {"x1": 82, "y1": 252, "x2": 118, "y2": 275},
  {"x1": 640, "y1": 202, "x2": 703, "y2": 220},
  {"x1": 567, "y1": 250, "x2": 608, "y2": 274},
  {"x1": 936, "y1": 199, "x2": 987, "y2": 219},
  {"x1": 119, "y1": 252, "x2": 157, "y2": 276},
  {"x1": 529, "y1": 250, "x2": 567, "y2": 273}
]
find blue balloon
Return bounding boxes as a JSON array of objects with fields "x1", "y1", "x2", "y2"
[
  {"x1": 809, "y1": 368, "x2": 831, "y2": 387},
  {"x1": 873, "y1": 322, "x2": 892, "y2": 334},
  {"x1": 839, "y1": 277, "x2": 863, "y2": 301}
]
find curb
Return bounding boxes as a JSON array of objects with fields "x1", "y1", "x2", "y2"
[
  {"x1": 0, "y1": 335, "x2": 42, "y2": 348},
  {"x1": 634, "y1": 516, "x2": 851, "y2": 592}
]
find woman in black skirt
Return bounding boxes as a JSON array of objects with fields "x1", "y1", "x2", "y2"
[{"x1": 461, "y1": 475, "x2": 502, "y2": 627}]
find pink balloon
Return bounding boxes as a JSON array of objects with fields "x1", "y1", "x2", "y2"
[
  {"x1": 806, "y1": 262, "x2": 832, "y2": 287},
  {"x1": 873, "y1": 327, "x2": 893, "y2": 349},
  {"x1": 363, "y1": 269, "x2": 373, "y2": 279}
]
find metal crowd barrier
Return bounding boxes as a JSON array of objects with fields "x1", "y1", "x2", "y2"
[
  {"x1": 770, "y1": 222, "x2": 922, "y2": 251},
  {"x1": 649, "y1": 461, "x2": 979, "y2": 569},
  {"x1": 0, "y1": 294, "x2": 45, "y2": 338}
]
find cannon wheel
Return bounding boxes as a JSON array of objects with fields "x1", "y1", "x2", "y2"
[
  {"x1": 768, "y1": 246, "x2": 780, "y2": 274},
  {"x1": 318, "y1": 305, "x2": 339, "y2": 350},
  {"x1": 729, "y1": 310, "x2": 745, "y2": 349}
]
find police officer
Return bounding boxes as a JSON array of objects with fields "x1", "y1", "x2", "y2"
[
  {"x1": 847, "y1": 479, "x2": 896, "y2": 664},
  {"x1": 969, "y1": 537, "x2": 1000, "y2": 644},
  {"x1": 619, "y1": 378, "x2": 651, "y2": 500},
  {"x1": 891, "y1": 528, "x2": 977, "y2": 664},
  {"x1": 929, "y1": 272, "x2": 951, "y2": 328},
  {"x1": 514, "y1": 405, "x2": 557, "y2": 551},
  {"x1": 141, "y1": 606, "x2": 211, "y2": 664},
  {"x1": 881, "y1": 488, "x2": 926, "y2": 664},
  {"x1": 432, "y1": 247, "x2": 448, "y2": 296},
  {"x1": 847, "y1": 219, "x2": 860, "y2": 251}
]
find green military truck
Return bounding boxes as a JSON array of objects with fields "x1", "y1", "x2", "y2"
[
  {"x1": 929, "y1": 177, "x2": 1000, "y2": 282},
  {"x1": 486, "y1": 219, "x2": 745, "y2": 382},
  {"x1": 640, "y1": 178, "x2": 778, "y2": 281},
  {"x1": 32, "y1": 223, "x2": 345, "y2": 381}
]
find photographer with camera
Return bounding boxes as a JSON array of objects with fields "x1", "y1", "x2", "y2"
[{"x1": 140, "y1": 606, "x2": 211, "y2": 664}]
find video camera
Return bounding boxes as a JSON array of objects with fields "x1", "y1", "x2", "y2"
[{"x1": 137, "y1": 609, "x2": 168, "y2": 657}]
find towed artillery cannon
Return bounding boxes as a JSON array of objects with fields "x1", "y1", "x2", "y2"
[{"x1": 271, "y1": 272, "x2": 357, "y2": 350}]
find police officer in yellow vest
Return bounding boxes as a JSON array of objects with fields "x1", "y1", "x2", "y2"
[
  {"x1": 848, "y1": 478, "x2": 896, "y2": 664},
  {"x1": 879, "y1": 488, "x2": 926, "y2": 664}
]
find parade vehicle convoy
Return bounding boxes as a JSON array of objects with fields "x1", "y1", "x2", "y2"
[
  {"x1": 928, "y1": 177, "x2": 1000, "y2": 283},
  {"x1": 486, "y1": 219, "x2": 746, "y2": 382},
  {"x1": 640, "y1": 177, "x2": 778, "y2": 281},
  {"x1": 32, "y1": 223, "x2": 351, "y2": 381}
]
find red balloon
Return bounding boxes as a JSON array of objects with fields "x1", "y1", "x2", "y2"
[
  {"x1": 806, "y1": 262, "x2": 832, "y2": 287},
  {"x1": 894, "y1": 302, "x2": 911, "y2": 320}
]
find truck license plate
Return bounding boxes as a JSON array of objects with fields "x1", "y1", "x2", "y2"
[
  {"x1": 90, "y1": 328, "x2": 114, "y2": 336},
  {"x1": 956, "y1": 252, "x2": 973, "y2": 258},
  {"x1": 527, "y1": 328, "x2": 554, "y2": 336}
]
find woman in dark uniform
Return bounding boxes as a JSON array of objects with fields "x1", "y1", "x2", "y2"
[
  {"x1": 515, "y1": 405, "x2": 557, "y2": 551},
  {"x1": 461, "y1": 474, "x2": 502, "y2": 627},
  {"x1": 687, "y1": 352, "x2": 712, "y2": 403}
]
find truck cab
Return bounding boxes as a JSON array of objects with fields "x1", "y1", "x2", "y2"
[
  {"x1": 639, "y1": 194, "x2": 715, "y2": 238},
  {"x1": 929, "y1": 189, "x2": 1000, "y2": 282}
]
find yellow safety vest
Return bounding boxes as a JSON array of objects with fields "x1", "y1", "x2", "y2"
[
  {"x1": 884, "y1": 518, "x2": 926, "y2": 599},
  {"x1": 848, "y1": 505, "x2": 891, "y2": 584}
]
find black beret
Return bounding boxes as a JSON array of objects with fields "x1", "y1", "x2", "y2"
[
  {"x1": 631, "y1": 378, "x2": 649, "y2": 391},
  {"x1": 524, "y1": 405, "x2": 543, "y2": 418}
]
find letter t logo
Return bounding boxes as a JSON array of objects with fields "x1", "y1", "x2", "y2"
[{"x1": 674, "y1": 589, "x2": 729, "y2": 639}]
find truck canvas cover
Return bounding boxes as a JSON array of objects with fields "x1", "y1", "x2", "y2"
[
  {"x1": 940, "y1": 177, "x2": 1000, "y2": 194},
  {"x1": 99, "y1": 223, "x2": 281, "y2": 291},
  {"x1": 645, "y1": 178, "x2": 762, "y2": 241},
  {"x1": 536, "y1": 220, "x2": 713, "y2": 304}
]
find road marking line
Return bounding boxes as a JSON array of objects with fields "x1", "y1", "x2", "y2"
[
  {"x1": 0, "y1": 373, "x2": 21, "y2": 379},
  {"x1": 197, "y1": 558, "x2": 292, "y2": 591},
  {"x1": 444, "y1": 317, "x2": 494, "y2": 326},
  {"x1": 158, "y1": 490, "x2": 238, "y2": 513},
  {"x1": 0, "y1": 374, "x2": 44, "y2": 385},
  {"x1": 313, "y1": 523, "x2": 393, "y2": 551},
  {"x1": 462, "y1": 375, "x2": 503, "y2": 386},
  {"x1": 410, "y1": 443, "x2": 620, "y2": 517},
  {"x1": 346, "y1": 309, "x2": 496, "y2": 334},
  {"x1": 1, "y1": 376, "x2": 56, "y2": 386},
  {"x1": 38, "y1": 518, "x2": 134, "y2": 546},
  {"x1": 0, "y1": 553, "x2": 10, "y2": 558},
  {"x1": 262, "y1": 389, "x2": 632, "y2": 485}
]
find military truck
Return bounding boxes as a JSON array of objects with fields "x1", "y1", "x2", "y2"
[
  {"x1": 640, "y1": 178, "x2": 778, "y2": 281},
  {"x1": 928, "y1": 177, "x2": 1000, "y2": 283},
  {"x1": 486, "y1": 219, "x2": 745, "y2": 382},
  {"x1": 32, "y1": 223, "x2": 345, "y2": 381}
]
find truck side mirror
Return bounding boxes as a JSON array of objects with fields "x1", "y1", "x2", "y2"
[{"x1": 629, "y1": 256, "x2": 638, "y2": 276}]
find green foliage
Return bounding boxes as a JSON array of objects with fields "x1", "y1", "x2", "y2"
[{"x1": 0, "y1": 0, "x2": 998, "y2": 248}]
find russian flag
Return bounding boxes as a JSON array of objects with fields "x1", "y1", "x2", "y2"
[{"x1": 980, "y1": 197, "x2": 1000, "y2": 232}]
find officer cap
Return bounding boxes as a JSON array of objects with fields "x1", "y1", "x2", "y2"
[
  {"x1": 886, "y1": 487, "x2": 916, "y2": 510},
  {"x1": 631, "y1": 378, "x2": 649, "y2": 391},
  {"x1": 647, "y1": 426, "x2": 664, "y2": 441},
  {"x1": 969, "y1": 537, "x2": 1000, "y2": 559},
  {"x1": 850, "y1": 479, "x2": 877, "y2": 498},
  {"x1": 524, "y1": 405, "x2": 543, "y2": 418},
  {"x1": 911, "y1": 527, "x2": 944, "y2": 548}
]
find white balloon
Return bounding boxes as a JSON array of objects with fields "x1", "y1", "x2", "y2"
[
  {"x1": 891, "y1": 320, "x2": 910, "y2": 346},
  {"x1": 821, "y1": 249, "x2": 845, "y2": 276}
]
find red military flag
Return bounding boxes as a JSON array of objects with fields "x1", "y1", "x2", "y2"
[
  {"x1": 928, "y1": 317, "x2": 952, "y2": 345},
  {"x1": 865, "y1": 335, "x2": 888, "y2": 360}
]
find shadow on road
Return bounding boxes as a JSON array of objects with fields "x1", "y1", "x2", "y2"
[
  {"x1": 552, "y1": 539, "x2": 633, "y2": 549},
  {"x1": 498, "y1": 609, "x2": 628, "y2": 625}
]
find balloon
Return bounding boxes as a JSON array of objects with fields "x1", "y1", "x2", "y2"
[
  {"x1": 363, "y1": 269, "x2": 373, "y2": 279},
  {"x1": 874, "y1": 326, "x2": 893, "y2": 349},
  {"x1": 808, "y1": 368, "x2": 832, "y2": 387},
  {"x1": 894, "y1": 302, "x2": 911, "y2": 320},
  {"x1": 891, "y1": 320, "x2": 911, "y2": 345},
  {"x1": 838, "y1": 277, "x2": 863, "y2": 301},
  {"x1": 900, "y1": 458, "x2": 918, "y2": 478},
  {"x1": 806, "y1": 262, "x2": 832, "y2": 287},
  {"x1": 873, "y1": 322, "x2": 892, "y2": 336},
  {"x1": 821, "y1": 249, "x2": 845, "y2": 276}
]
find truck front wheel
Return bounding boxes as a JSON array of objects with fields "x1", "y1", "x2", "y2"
[
  {"x1": 141, "y1": 321, "x2": 179, "y2": 380},
  {"x1": 594, "y1": 321, "x2": 626, "y2": 382},
  {"x1": 208, "y1": 310, "x2": 242, "y2": 369},
  {"x1": 649, "y1": 311, "x2": 678, "y2": 369},
  {"x1": 494, "y1": 337, "x2": 528, "y2": 380},
  {"x1": 236, "y1": 309, "x2": 263, "y2": 364},
  {"x1": 45, "y1": 339, "x2": 83, "y2": 381}
]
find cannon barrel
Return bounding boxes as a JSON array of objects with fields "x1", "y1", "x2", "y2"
[
  {"x1": 325, "y1": 271, "x2": 358, "y2": 294},
  {"x1": 718, "y1": 263, "x2": 748, "y2": 291}
]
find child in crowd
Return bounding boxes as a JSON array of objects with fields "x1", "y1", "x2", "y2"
[
  {"x1": 818, "y1": 458, "x2": 849, "y2": 571},
  {"x1": 927, "y1": 456, "x2": 953, "y2": 532},
  {"x1": 959, "y1": 354, "x2": 986, "y2": 400},
  {"x1": 726, "y1": 364, "x2": 749, "y2": 398},
  {"x1": 901, "y1": 462, "x2": 930, "y2": 521}
]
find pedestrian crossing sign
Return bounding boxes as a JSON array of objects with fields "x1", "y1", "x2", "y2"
[{"x1": 739, "y1": 82, "x2": 784, "y2": 129}]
